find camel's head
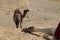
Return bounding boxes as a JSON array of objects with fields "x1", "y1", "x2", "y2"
[
  {"x1": 22, "y1": 26, "x2": 34, "y2": 33},
  {"x1": 24, "y1": 9, "x2": 29, "y2": 13}
]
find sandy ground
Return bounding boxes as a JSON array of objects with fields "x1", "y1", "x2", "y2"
[{"x1": 0, "y1": 0, "x2": 60, "y2": 40}]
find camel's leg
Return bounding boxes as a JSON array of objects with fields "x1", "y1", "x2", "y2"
[
  {"x1": 15, "y1": 21, "x2": 19, "y2": 28},
  {"x1": 20, "y1": 18, "x2": 22, "y2": 28},
  {"x1": 13, "y1": 16, "x2": 19, "y2": 28},
  {"x1": 15, "y1": 16, "x2": 19, "y2": 28}
]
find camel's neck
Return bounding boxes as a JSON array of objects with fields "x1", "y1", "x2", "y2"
[{"x1": 22, "y1": 11, "x2": 28, "y2": 18}]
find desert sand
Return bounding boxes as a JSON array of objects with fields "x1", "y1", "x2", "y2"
[{"x1": 0, "y1": 0, "x2": 60, "y2": 40}]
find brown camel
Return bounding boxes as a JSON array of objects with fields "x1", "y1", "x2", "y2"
[{"x1": 13, "y1": 9, "x2": 29, "y2": 28}]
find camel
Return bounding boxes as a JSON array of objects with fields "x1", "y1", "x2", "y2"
[
  {"x1": 13, "y1": 9, "x2": 29, "y2": 28},
  {"x1": 22, "y1": 22, "x2": 60, "y2": 40}
]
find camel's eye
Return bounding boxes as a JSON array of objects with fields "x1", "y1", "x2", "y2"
[{"x1": 29, "y1": 27, "x2": 34, "y2": 29}]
